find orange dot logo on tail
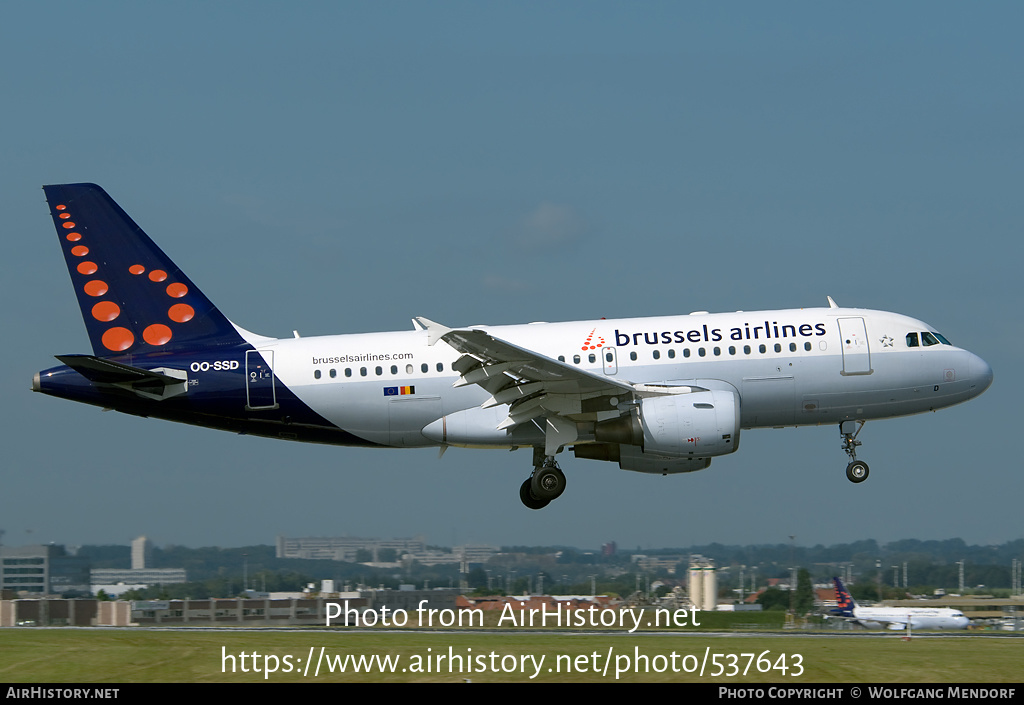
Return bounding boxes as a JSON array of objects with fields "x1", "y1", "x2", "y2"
[
  {"x1": 102, "y1": 327, "x2": 134, "y2": 352},
  {"x1": 92, "y1": 301, "x2": 121, "y2": 322},
  {"x1": 83, "y1": 280, "x2": 108, "y2": 297},
  {"x1": 166, "y1": 282, "x2": 188, "y2": 298},
  {"x1": 168, "y1": 303, "x2": 194, "y2": 323},
  {"x1": 143, "y1": 324, "x2": 172, "y2": 346}
]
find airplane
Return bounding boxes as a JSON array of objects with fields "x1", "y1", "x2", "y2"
[
  {"x1": 828, "y1": 577, "x2": 969, "y2": 630},
  {"x1": 32, "y1": 183, "x2": 994, "y2": 509}
]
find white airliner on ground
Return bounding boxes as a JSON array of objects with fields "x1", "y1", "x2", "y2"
[
  {"x1": 33, "y1": 184, "x2": 993, "y2": 508},
  {"x1": 830, "y1": 577, "x2": 970, "y2": 630}
]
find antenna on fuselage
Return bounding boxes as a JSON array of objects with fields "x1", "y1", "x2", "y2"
[{"x1": 827, "y1": 296, "x2": 839, "y2": 309}]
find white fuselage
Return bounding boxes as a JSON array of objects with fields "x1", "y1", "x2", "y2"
[
  {"x1": 239, "y1": 305, "x2": 991, "y2": 448},
  {"x1": 852, "y1": 605, "x2": 970, "y2": 630}
]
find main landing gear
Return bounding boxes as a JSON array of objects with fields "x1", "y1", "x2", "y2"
[
  {"x1": 520, "y1": 449, "x2": 567, "y2": 510},
  {"x1": 840, "y1": 420, "x2": 869, "y2": 483}
]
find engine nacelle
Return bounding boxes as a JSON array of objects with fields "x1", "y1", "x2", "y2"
[
  {"x1": 594, "y1": 389, "x2": 741, "y2": 459},
  {"x1": 575, "y1": 442, "x2": 713, "y2": 474}
]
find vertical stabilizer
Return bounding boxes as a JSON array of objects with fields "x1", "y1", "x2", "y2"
[
  {"x1": 832, "y1": 576, "x2": 857, "y2": 616},
  {"x1": 43, "y1": 183, "x2": 247, "y2": 356}
]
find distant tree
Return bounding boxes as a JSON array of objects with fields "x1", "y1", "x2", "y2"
[
  {"x1": 795, "y1": 569, "x2": 814, "y2": 614},
  {"x1": 756, "y1": 587, "x2": 790, "y2": 611},
  {"x1": 466, "y1": 567, "x2": 488, "y2": 589}
]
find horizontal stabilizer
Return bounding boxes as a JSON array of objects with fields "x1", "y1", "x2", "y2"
[{"x1": 56, "y1": 354, "x2": 187, "y2": 400}]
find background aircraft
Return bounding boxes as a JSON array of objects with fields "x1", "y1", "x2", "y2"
[{"x1": 829, "y1": 577, "x2": 969, "y2": 630}]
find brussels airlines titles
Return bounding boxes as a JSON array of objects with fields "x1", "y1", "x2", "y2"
[{"x1": 614, "y1": 322, "x2": 827, "y2": 347}]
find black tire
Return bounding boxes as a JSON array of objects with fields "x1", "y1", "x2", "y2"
[
  {"x1": 530, "y1": 465, "x2": 567, "y2": 501},
  {"x1": 520, "y1": 478, "x2": 550, "y2": 510},
  {"x1": 846, "y1": 461, "x2": 869, "y2": 483}
]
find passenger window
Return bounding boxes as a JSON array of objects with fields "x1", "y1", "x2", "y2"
[
  {"x1": 573, "y1": 355, "x2": 580, "y2": 364},
  {"x1": 804, "y1": 342, "x2": 811, "y2": 351},
  {"x1": 683, "y1": 349, "x2": 691, "y2": 358},
  {"x1": 668, "y1": 349, "x2": 675, "y2": 359},
  {"x1": 921, "y1": 332, "x2": 940, "y2": 347},
  {"x1": 653, "y1": 350, "x2": 660, "y2": 360},
  {"x1": 330, "y1": 369, "x2": 337, "y2": 378},
  {"x1": 698, "y1": 348, "x2": 706, "y2": 357},
  {"x1": 759, "y1": 344, "x2": 766, "y2": 354},
  {"x1": 906, "y1": 333, "x2": 919, "y2": 348},
  {"x1": 774, "y1": 343, "x2": 782, "y2": 353},
  {"x1": 390, "y1": 365, "x2": 398, "y2": 375},
  {"x1": 588, "y1": 353, "x2": 596, "y2": 363},
  {"x1": 345, "y1": 368, "x2": 352, "y2": 377},
  {"x1": 629, "y1": 351, "x2": 637, "y2": 361},
  {"x1": 360, "y1": 367, "x2": 367, "y2": 377},
  {"x1": 789, "y1": 343, "x2": 797, "y2": 352},
  {"x1": 606, "y1": 352, "x2": 614, "y2": 362},
  {"x1": 314, "y1": 369, "x2": 321, "y2": 380},
  {"x1": 375, "y1": 366, "x2": 383, "y2": 375},
  {"x1": 406, "y1": 364, "x2": 413, "y2": 374},
  {"x1": 744, "y1": 345, "x2": 751, "y2": 355},
  {"x1": 421, "y1": 363, "x2": 429, "y2": 373},
  {"x1": 558, "y1": 355, "x2": 565, "y2": 362},
  {"x1": 436, "y1": 362, "x2": 444, "y2": 372},
  {"x1": 713, "y1": 347, "x2": 721, "y2": 356},
  {"x1": 729, "y1": 346, "x2": 736, "y2": 355}
]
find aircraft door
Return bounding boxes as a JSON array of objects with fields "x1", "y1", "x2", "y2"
[
  {"x1": 837, "y1": 317, "x2": 872, "y2": 375},
  {"x1": 602, "y1": 347, "x2": 618, "y2": 375},
  {"x1": 245, "y1": 349, "x2": 279, "y2": 410}
]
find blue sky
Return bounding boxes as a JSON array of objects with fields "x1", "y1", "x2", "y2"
[{"x1": 2, "y1": 2, "x2": 1020, "y2": 551}]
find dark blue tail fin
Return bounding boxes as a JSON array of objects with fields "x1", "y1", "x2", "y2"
[
  {"x1": 43, "y1": 183, "x2": 247, "y2": 356},
  {"x1": 831, "y1": 577, "x2": 856, "y2": 616}
]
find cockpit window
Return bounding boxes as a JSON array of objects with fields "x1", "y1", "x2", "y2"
[
  {"x1": 933, "y1": 332, "x2": 952, "y2": 346},
  {"x1": 921, "y1": 331, "x2": 940, "y2": 346},
  {"x1": 906, "y1": 333, "x2": 919, "y2": 347}
]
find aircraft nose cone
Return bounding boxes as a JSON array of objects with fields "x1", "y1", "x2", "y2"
[{"x1": 970, "y1": 354, "x2": 993, "y2": 395}]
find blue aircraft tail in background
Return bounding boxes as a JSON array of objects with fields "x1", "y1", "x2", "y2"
[{"x1": 831, "y1": 577, "x2": 856, "y2": 617}]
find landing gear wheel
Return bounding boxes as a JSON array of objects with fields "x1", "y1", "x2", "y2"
[
  {"x1": 530, "y1": 464, "x2": 566, "y2": 501},
  {"x1": 846, "y1": 460, "x2": 869, "y2": 483},
  {"x1": 520, "y1": 478, "x2": 550, "y2": 510}
]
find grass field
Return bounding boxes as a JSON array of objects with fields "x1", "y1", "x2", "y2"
[{"x1": 1, "y1": 629, "x2": 1021, "y2": 683}]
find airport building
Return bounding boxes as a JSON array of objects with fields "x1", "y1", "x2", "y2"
[
  {"x1": 1, "y1": 588, "x2": 459, "y2": 627},
  {"x1": 276, "y1": 535, "x2": 497, "y2": 565},
  {"x1": 90, "y1": 568, "x2": 188, "y2": 597},
  {"x1": 0, "y1": 545, "x2": 90, "y2": 596}
]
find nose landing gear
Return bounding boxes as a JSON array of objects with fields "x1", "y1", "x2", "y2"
[{"x1": 841, "y1": 421, "x2": 869, "y2": 483}]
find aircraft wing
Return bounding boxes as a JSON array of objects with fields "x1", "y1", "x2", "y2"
[{"x1": 415, "y1": 318, "x2": 647, "y2": 455}]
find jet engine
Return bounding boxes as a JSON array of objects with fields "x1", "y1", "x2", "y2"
[{"x1": 579, "y1": 389, "x2": 741, "y2": 474}]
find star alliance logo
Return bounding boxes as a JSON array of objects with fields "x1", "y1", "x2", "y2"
[{"x1": 880, "y1": 335, "x2": 894, "y2": 347}]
